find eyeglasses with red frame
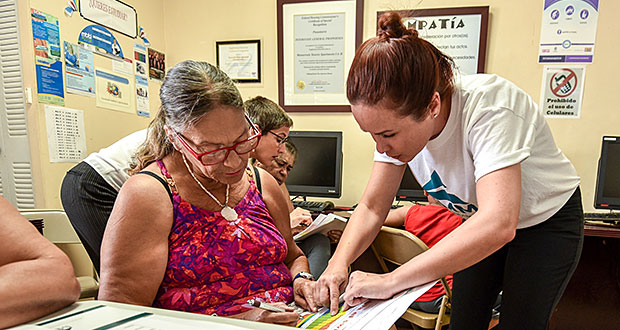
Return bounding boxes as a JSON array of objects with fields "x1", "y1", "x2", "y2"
[{"x1": 173, "y1": 114, "x2": 261, "y2": 165}]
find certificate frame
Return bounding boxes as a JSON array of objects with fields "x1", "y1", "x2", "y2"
[
  {"x1": 216, "y1": 39, "x2": 261, "y2": 83},
  {"x1": 377, "y1": 6, "x2": 489, "y2": 74},
  {"x1": 277, "y1": 0, "x2": 364, "y2": 113}
]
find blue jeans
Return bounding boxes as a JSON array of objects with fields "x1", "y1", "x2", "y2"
[{"x1": 297, "y1": 234, "x2": 331, "y2": 278}]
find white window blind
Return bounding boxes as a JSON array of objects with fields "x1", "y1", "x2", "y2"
[{"x1": 0, "y1": 0, "x2": 35, "y2": 208}]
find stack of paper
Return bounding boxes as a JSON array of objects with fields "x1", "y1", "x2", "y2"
[
  {"x1": 296, "y1": 281, "x2": 436, "y2": 329},
  {"x1": 294, "y1": 213, "x2": 347, "y2": 241}
]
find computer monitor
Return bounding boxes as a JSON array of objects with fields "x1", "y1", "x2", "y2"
[
  {"x1": 396, "y1": 166, "x2": 427, "y2": 202},
  {"x1": 594, "y1": 136, "x2": 620, "y2": 210},
  {"x1": 286, "y1": 131, "x2": 343, "y2": 198}
]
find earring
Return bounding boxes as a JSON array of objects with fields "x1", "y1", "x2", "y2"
[{"x1": 433, "y1": 113, "x2": 439, "y2": 119}]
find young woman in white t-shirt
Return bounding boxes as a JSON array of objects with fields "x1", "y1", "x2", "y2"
[{"x1": 315, "y1": 12, "x2": 583, "y2": 330}]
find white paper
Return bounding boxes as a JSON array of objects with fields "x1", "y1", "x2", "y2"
[
  {"x1": 294, "y1": 213, "x2": 347, "y2": 241},
  {"x1": 44, "y1": 105, "x2": 86, "y2": 162},
  {"x1": 134, "y1": 43, "x2": 150, "y2": 117},
  {"x1": 34, "y1": 305, "x2": 265, "y2": 330},
  {"x1": 282, "y1": 0, "x2": 356, "y2": 106},
  {"x1": 116, "y1": 314, "x2": 254, "y2": 330},
  {"x1": 539, "y1": 65, "x2": 585, "y2": 118},
  {"x1": 538, "y1": 0, "x2": 599, "y2": 63},
  {"x1": 297, "y1": 281, "x2": 436, "y2": 329},
  {"x1": 403, "y1": 14, "x2": 482, "y2": 75},
  {"x1": 218, "y1": 42, "x2": 259, "y2": 80},
  {"x1": 37, "y1": 305, "x2": 142, "y2": 329},
  {"x1": 294, "y1": 13, "x2": 345, "y2": 94},
  {"x1": 95, "y1": 67, "x2": 134, "y2": 113},
  {"x1": 112, "y1": 57, "x2": 134, "y2": 76}
]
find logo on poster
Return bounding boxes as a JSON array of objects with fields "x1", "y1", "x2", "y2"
[{"x1": 550, "y1": 68, "x2": 577, "y2": 97}]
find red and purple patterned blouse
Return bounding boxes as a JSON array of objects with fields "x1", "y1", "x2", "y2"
[{"x1": 151, "y1": 160, "x2": 293, "y2": 315}]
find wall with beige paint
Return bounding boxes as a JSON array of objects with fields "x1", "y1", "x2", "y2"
[
  {"x1": 162, "y1": 0, "x2": 620, "y2": 210},
  {"x1": 19, "y1": 0, "x2": 620, "y2": 210}
]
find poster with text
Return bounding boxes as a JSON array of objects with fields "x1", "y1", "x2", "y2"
[
  {"x1": 44, "y1": 105, "x2": 86, "y2": 162},
  {"x1": 539, "y1": 0, "x2": 599, "y2": 63},
  {"x1": 294, "y1": 13, "x2": 345, "y2": 95},
  {"x1": 95, "y1": 68, "x2": 134, "y2": 113},
  {"x1": 540, "y1": 65, "x2": 585, "y2": 118},
  {"x1": 78, "y1": 24, "x2": 124, "y2": 60},
  {"x1": 64, "y1": 41, "x2": 95, "y2": 97},
  {"x1": 32, "y1": 9, "x2": 64, "y2": 105},
  {"x1": 402, "y1": 14, "x2": 482, "y2": 75},
  {"x1": 134, "y1": 43, "x2": 150, "y2": 117},
  {"x1": 148, "y1": 48, "x2": 165, "y2": 81}
]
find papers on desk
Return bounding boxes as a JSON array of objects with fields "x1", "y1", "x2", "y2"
[
  {"x1": 296, "y1": 280, "x2": 436, "y2": 330},
  {"x1": 294, "y1": 213, "x2": 347, "y2": 241},
  {"x1": 24, "y1": 305, "x2": 252, "y2": 330}
]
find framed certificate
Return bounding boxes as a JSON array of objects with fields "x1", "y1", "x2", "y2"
[
  {"x1": 377, "y1": 6, "x2": 489, "y2": 74},
  {"x1": 216, "y1": 39, "x2": 261, "y2": 83},
  {"x1": 277, "y1": 0, "x2": 363, "y2": 112}
]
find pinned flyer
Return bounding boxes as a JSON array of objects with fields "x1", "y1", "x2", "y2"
[
  {"x1": 540, "y1": 65, "x2": 585, "y2": 118},
  {"x1": 64, "y1": 0, "x2": 77, "y2": 17}
]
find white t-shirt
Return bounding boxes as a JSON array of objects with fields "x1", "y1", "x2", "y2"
[
  {"x1": 375, "y1": 74, "x2": 580, "y2": 229},
  {"x1": 84, "y1": 129, "x2": 147, "y2": 192}
]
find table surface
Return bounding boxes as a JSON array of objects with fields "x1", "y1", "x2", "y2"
[{"x1": 20, "y1": 300, "x2": 292, "y2": 330}]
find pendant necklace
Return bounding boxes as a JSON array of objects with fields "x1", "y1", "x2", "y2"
[{"x1": 182, "y1": 154, "x2": 238, "y2": 222}]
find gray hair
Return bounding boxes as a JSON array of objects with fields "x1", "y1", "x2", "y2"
[{"x1": 131, "y1": 60, "x2": 243, "y2": 173}]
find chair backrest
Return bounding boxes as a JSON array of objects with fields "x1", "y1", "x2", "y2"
[
  {"x1": 371, "y1": 226, "x2": 452, "y2": 330},
  {"x1": 20, "y1": 209, "x2": 98, "y2": 298},
  {"x1": 21, "y1": 209, "x2": 81, "y2": 243},
  {"x1": 371, "y1": 226, "x2": 452, "y2": 298}
]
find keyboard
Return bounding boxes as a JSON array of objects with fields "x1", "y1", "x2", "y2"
[
  {"x1": 292, "y1": 200, "x2": 334, "y2": 212},
  {"x1": 583, "y1": 212, "x2": 620, "y2": 222}
]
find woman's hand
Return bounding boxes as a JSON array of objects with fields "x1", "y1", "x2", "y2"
[
  {"x1": 232, "y1": 302, "x2": 299, "y2": 326},
  {"x1": 343, "y1": 271, "x2": 396, "y2": 307},
  {"x1": 293, "y1": 278, "x2": 318, "y2": 312},
  {"x1": 290, "y1": 207, "x2": 312, "y2": 228},
  {"x1": 314, "y1": 263, "x2": 349, "y2": 315},
  {"x1": 326, "y1": 230, "x2": 342, "y2": 244}
]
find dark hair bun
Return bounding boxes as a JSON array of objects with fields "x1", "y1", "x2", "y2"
[{"x1": 377, "y1": 12, "x2": 417, "y2": 39}]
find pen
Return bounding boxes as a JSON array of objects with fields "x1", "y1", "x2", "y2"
[{"x1": 247, "y1": 299, "x2": 286, "y2": 312}]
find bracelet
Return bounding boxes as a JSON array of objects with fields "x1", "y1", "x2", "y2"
[{"x1": 293, "y1": 271, "x2": 315, "y2": 283}]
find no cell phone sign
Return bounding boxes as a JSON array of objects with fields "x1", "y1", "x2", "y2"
[
  {"x1": 550, "y1": 68, "x2": 578, "y2": 98},
  {"x1": 541, "y1": 66, "x2": 585, "y2": 118}
]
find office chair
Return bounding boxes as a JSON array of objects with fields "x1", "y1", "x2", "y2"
[
  {"x1": 20, "y1": 209, "x2": 99, "y2": 299},
  {"x1": 371, "y1": 226, "x2": 451, "y2": 330}
]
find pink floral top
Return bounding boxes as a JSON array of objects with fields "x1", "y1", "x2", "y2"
[{"x1": 151, "y1": 160, "x2": 293, "y2": 315}]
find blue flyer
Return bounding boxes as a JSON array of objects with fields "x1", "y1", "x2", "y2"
[
  {"x1": 78, "y1": 24, "x2": 124, "y2": 59},
  {"x1": 31, "y1": 8, "x2": 64, "y2": 105},
  {"x1": 64, "y1": 41, "x2": 95, "y2": 97}
]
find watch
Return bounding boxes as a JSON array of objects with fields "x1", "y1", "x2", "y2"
[{"x1": 293, "y1": 271, "x2": 315, "y2": 282}]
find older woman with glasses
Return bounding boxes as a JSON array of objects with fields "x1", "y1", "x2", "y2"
[{"x1": 98, "y1": 61, "x2": 317, "y2": 326}]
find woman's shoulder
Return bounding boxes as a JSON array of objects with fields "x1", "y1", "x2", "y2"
[{"x1": 120, "y1": 162, "x2": 172, "y2": 204}]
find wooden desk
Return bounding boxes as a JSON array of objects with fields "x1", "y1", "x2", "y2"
[
  {"x1": 550, "y1": 224, "x2": 620, "y2": 330},
  {"x1": 16, "y1": 300, "x2": 291, "y2": 330}
]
